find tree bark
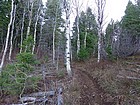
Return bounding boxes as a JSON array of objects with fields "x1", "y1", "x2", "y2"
[
  {"x1": 97, "y1": 29, "x2": 102, "y2": 62},
  {"x1": 76, "y1": 7, "x2": 80, "y2": 56},
  {"x1": 25, "y1": 1, "x2": 34, "y2": 52},
  {"x1": 32, "y1": 0, "x2": 41, "y2": 54},
  {"x1": 64, "y1": 0, "x2": 72, "y2": 76},
  {"x1": 84, "y1": 19, "x2": 87, "y2": 48},
  {"x1": 96, "y1": 0, "x2": 106, "y2": 62},
  {"x1": 9, "y1": 4, "x2": 17, "y2": 61},
  {"x1": 0, "y1": 0, "x2": 14, "y2": 72},
  {"x1": 52, "y1": 3, "x2": 59, "y2": 64},
  {"x1": 84, "y1": 0, "x2": 89, "y2": 48},
  {"x1": 20, "y1": 7, "x2": 26, "y2": 53}
]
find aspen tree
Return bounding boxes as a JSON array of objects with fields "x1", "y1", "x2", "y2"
[
  {"x1": 25, "y1": 0, "x2": 34, "y2": 52},
  {"x1": 72, "y1": 0, "x2": 83, "y2": 56},
  {"x1": 52, "y1": 1, "x2": 59, "y2": 64},
  {"x1": 95, "y1": 0, "x2": 106, "y2": 62},
  {"x1": 64, "y1": 0, "x2": 72, "y2": 76},
  {"x1": 84, "y1": 0, "x2": 89, "y2": 48},
  {"x1": 75, "y1": 1, "x2": 80, "y2": 56},
  {"x1": 32, "y1": 0, "x2": 41, "y2": 54},
  {"x1": 0, "y1": 0, "x2": 14, "y2": 72},
  {"x1": 9, "y1": 3, "x2": 17, "y2": 60},
  {"x1": 20, "y1": 7, "x2": 25, "y2": 53}
]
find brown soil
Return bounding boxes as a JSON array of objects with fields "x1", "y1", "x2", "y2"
[
  {"x1": 69, "y1": 57, "x2": 140, "y2": 105},
  {"x1": 1, "y1": 57, "x2": 140, "y2": 104},
  {"x1": 71, "y1": 60, "x2": 116, "y2": 105}
]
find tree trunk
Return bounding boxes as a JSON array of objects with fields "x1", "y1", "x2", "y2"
[
  {"x1": 9, "y1": 4, "x2": 17, "y2": 61},
  {"x1": 64, "y1": 0, "x2": 72, "y2": 76},
  {"x1": 84, "y1": 27, "x2": 87, "y2": 48},
  {"x1": 32, "y1": 0, "x2": 41, "y2": 54},
  {"x1": 0, "y1": 0, "x2": 14, "y2": 72},
  {"x1": 97, "y1": 29, "x2": 101, "y2": 62},
  {"x1": 20, "y1": 7, "x2": 26, "y2": 53},
  {"x1": 36, "y1": 20, "x2": 43, "y2": 55},
  {"x1": 52, "y1": 4, "x2": 59, "y2": 64},
  {"x1": 84, "y1": 3, "x2": 88, "y2": 48},
  {"x1": 25, "y1": 1, "x2": 34, "y2": 52},
  {"x1": 76, "y1": 7, "x2": 80, "y2": 56},
  {"x1": 96, "y1": 0, "x2": 106, "y2": 62}
]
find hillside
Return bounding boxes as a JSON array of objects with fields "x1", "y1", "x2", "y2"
[
  {"x1": 65, "y1": 57, "x2": 140, "y2": 105},
  {"x1": 1, "y1": 56, "x2": 140, "y2": 104}
]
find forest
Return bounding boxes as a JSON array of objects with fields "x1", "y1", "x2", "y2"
[{"x1": 0, "y1": 0, "x2": 140, "y2": 104}]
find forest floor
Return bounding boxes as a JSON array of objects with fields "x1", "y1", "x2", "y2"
[
  {"x1": 65, "y1": 56, "x2": 140, "y2": 105},
  {"x1": 1, "y1": 56, "x2": 140, "y2": 105}
]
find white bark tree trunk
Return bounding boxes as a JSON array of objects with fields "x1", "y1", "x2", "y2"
[
  {"x1": 26, "y1": 1, "x2": 34, "y2": 38},
  {"x1": 25, "y1": 1, "x2": 34, "y2": 52},
  {"x1": 84, "y1": 13, "x2": 87, "y2": 48},
  {"x1": 0, "y1": 0, "x2": 14, "y2": 72},
  {"x1": 32, "y1": 0, "x2": 41, "y2": 54},
  {"x1": 20, "y1": 7, "x2": 26, "y2": 53},
  {"x1": 9, "y1": 4, "x2": 17, "y2": 61},
  {"x1": 97, "y1": 29, "x2": 101, "y2": 62},
  {"x1": 84, "y1": 28, "x2": 87, "y2": 48},
  {"x1": 73, "y1": 0, "x2": 82, "y2": 56},
  {"x1": 64, "y1": 0, "x2": 72, "y2": 76},
  {"x1": 84, "y1": 0, "x2": 89, "y2": 48},
  {"x1": 96, "y1": 0, "x2": 106, "y2": 62},
  {"x1": 76, "y1": 7, "x2": 80, "y2": 55},
  {"x1": 52, "y1": 4, "x2": 59, "y2": 64}
]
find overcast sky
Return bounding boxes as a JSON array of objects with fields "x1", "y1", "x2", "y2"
[
  {"x1": 42, "y1": 0, "x2": 135, "y2": 21},
  {"x1": 42, "y1": 0, "x2": 135, "y2": 29},
  {"x1": 105, "y1": 0, "x2": 135, "y2": 22}
]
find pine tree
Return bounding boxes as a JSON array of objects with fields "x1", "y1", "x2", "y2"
[
  {"x1": 72, "y1": 7, "x2": 98, "y2": 60},
  {"x1": 43, "y1": 0, "x2": 64, "y2": 63},
  {"x1": 121, "y1": 1, "x2": 140, "y2": 35},
  {"x1": 0, "y1": 0, "x2": 11, "y2": 51}
]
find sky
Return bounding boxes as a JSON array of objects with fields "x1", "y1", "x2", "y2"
[
  {"x1": 42, "y1": 0, "x2": 135, "y2": 28},
  {"x1": 105, "y1": 0, "x2": 135, "y2": 22}
]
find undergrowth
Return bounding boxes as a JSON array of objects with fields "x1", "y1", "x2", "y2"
[{"x1": 0, "y1": 52, "x2": 41, "y2": 95}]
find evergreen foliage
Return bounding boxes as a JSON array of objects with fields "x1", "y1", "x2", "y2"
[
  {"x1": 22, "y1": 35, "x2": 34, "y2": 53},
  {"x1": 43, "y1": 0, "x2": 65, "y2": 49},
  {"x1": 0, "y1": 52, "x2": 40, "y2": 95},
  {"x1": 121, "y1": 1, "x2": 140, "y2": 35},
  {"x1": 72, "y1": 7, "x2": 98, "y2": 60},
  {"x1": 78, "y1": 47, "x2": 90, "y2": 61},
  {"x1": 0, "y1": 0, "x2": 11, "y2": 49}
]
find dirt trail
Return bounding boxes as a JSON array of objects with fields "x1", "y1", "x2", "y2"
[{"x1": 73, "y1": 61, "x2": 116, "y2": 105}]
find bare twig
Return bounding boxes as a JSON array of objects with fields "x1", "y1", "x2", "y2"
[{"x1": 117, "y1": 75, "x2": 140, "y2": 80}]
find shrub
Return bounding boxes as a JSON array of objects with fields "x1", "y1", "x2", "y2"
[
  {"x1": 56, "y1": 70, "x2": 65, "y2": 79},
  {"x1": 21, "y1": 35, "x2": 34, "y2": 52},
  {"x1": 16, "y1": 52, "x2": 36, "y2": 65},
  {"x1": 0, "y1": 52, "x2": 40, "y2": 95},
  {"x1": 106, "y1": 45, "x2": 116, "y2": 61},
  {"x1": 78, "y1": 47, "x2": 89, "y2": 61}
]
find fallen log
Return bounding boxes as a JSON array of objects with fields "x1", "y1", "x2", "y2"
[
  {"x1": 57, "y1": 87, "x2": 63, "y2": 105},
  {"x1": 19, "y1": 97, "x2": 36, "y2": 104},
  {"x1": 27, "y1": 91, "x2": 55, "y2": 97}
]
